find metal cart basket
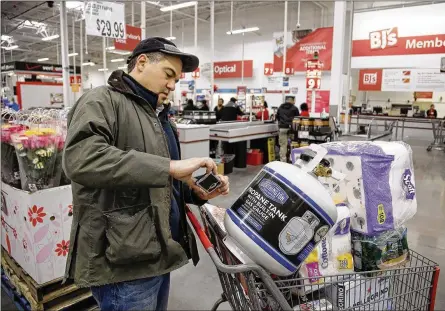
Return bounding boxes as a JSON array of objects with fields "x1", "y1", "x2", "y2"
[{"x1": 186, "y1": 204, "x2": 440, "y2": 311}]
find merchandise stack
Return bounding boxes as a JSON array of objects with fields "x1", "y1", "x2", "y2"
[
  {"x1": 1, "y1": 107, "x2": 73, "y2": 285},
  {"x1": 290, "y1": 116, "x2": 333, "y2": 151},
  {"x1": 290, "y1": 141, "x2": 417, "y2": 310}
]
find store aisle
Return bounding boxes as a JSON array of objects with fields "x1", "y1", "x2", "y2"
[{"x1": 2, "y1": 142, "x2": 444, "y2": 311}]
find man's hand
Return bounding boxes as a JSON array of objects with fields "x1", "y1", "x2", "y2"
[
  {"x1": 190, "y1": 174, "x2": 229, "y2": 201},
  {"x1": 169, "y1": 157, "x2": 217, "y2": 183}
]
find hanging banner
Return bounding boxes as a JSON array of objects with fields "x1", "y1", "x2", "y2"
[
  {"x1": 284, "y1": 62, "x2": 295, "y2": 75},
  {"x1": 264, "y1": 63, "x2": 274, "y2": 76},
  {"x1": 414, "y1": 92, "x2": 433, "y2": 99},
  {"x1": 114, "y1": 25, "x2": 141, "y2": 51},
  {"x1": 214, "y1": 60, "x2": 253, "y2": 79},
  {"x1": 84, "y1": 1, "x2": 126, "y2": 39},
  {"x1": 191, "y1": 67, "x2": 200, "y2": 79},
  {"x1": 306, "y1": 90, "x2": 330, "y2": 113},
  {"x1": 273, "y1": 27, "x2": 333, "y2": 72}
]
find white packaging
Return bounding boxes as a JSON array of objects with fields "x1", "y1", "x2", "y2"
[
  {"x1": 292, "y1": 141, "x2": 417, "y2": 235},
  {"x1": 299, "y1": 204, "x2": 354, "y2": 293},
  {"x1": 325, "y1": 275, "x2": 392, "y2": 310},
  {"x1": 293, "y1": 299, "x2": 333, "y2": 311}
]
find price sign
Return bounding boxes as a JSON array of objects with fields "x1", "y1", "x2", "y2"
[
  {"x1": 299, "y1": 131, "x2": 310, "y2": 139},
  {"x1": 264, "y1": 63, "x2": 274, "y2": 76},
  {"x1": 306, "y1": 58, "x2": 322, "y2": 89},
  {"x1": 306, "y1": 77, "x2": 321, "y2": 89},
  {"x1": 84, "y1": 1, "x2": 126, "y2": 39}
]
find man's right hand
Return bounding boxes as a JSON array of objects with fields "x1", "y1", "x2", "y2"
[{"x1": 169, "y1": 157, "x2": 217, "y2": 183}]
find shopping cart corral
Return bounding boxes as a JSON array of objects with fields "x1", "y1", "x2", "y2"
[
  {"x1": 427, "y1": 119, "x2": 445, "y2": 152},
  {"x1": 186, "y1": 204, "x2": 440, "y2": 311}
]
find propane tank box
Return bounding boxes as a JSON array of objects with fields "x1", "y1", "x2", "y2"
[{"x1": 325, "y1": 275, "x2": 392, "y2": 310}]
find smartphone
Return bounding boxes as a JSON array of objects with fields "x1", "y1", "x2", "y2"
[{"x1": 195, "y1": 172, "x2": 222, "y2": 194}]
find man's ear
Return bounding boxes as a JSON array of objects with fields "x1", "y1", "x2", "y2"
[{"x1": 136, "y1": 54, "x2": 147, "y2": 71}]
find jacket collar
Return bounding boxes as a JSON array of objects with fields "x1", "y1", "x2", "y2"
[{"x1": 108, "y1": 70, "x2": 171, "y2": 116}]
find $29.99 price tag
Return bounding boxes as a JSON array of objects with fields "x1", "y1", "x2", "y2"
[{"x1": 84, "y1": 1, "x2": 126, "y2": 39}]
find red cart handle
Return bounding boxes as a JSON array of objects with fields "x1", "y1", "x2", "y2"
[{"x1": 186, "y1": 205, "x2": 213, "y2": 250}]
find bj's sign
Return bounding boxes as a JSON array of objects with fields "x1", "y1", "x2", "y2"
[
  {"x1": 114, "y1": 25, "x2": 142, "y2": 51},
  {"x1": 213, "y1": 60, "x2": 253, "y2": 79},
  {"x1": 352, "y1": 3, "x2": 445, "y2": 57}
]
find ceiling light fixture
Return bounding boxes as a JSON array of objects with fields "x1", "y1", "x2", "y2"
[
  {"x1": 68, "y1": 52, "x2": 78, "y2": 57},
  {"x1": 226, "y1": 27, "x2": 260, "y2": 35},
  {"x1": 106, "y1": 46, "x2": 115, "y2": 51},
  {"x1": 110, "y1": 50, "x2": 131, "y2": 55},
  {"x1": 65, "y1": 1, "x2": 84, "y2": 10},
  {"x1": 42, "y1": 34, "x2": 60, "y2": 41},
  {"x1": 160, "y1": 1, "x2": 196, "y2": 11},
  {"x1": 37, "y1": 57, "x2": 49, "y2": 62},
  {"x1": 165, "y1": 36, "x2": 176, "y2": 41},
  {"x1": 111, "y1": 58, "x2": 125, "y2": 63},
  {"x1": 118, "y1": 65, "x2": 127, "y2": 70},
  {"x1": 2, "y1": 45, "x2": 19, "y2": 51},
  {"x1": 98, "y1": 68, "x2": 109, "y2": 72},
  {"x1": 1, "y1": 35, "x2": 11, "y2": 41},
  {"x1": 82, "y1": 62, "x2": 95, "y2": 66}
]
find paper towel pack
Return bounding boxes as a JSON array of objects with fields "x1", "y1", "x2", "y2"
[
  {"x1": 299, "y1": 204, "x2": 354, "y2": 293},
  {"x1": 292, "y1": 141, "x2": 417, "y2": 235}
]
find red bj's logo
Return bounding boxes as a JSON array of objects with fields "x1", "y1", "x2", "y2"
[{"x1": 369, "y1": 27, "x2": 398, "y2": 50}]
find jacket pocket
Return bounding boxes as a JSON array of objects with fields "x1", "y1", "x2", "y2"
[{"x1": 104, "y1": 204, "x2": 161, "y2": 265}]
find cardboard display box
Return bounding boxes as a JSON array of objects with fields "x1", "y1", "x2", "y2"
[{"x1": 1, "y1": 182, "x2": 73, "y2": 284}]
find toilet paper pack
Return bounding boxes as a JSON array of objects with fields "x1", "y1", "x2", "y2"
[
  {"x1": 299, "y1": 205, "x2": 354, "y2": 293},
  {"x1": 292, "y1": 141, "x2": 417, "y2": 235}
]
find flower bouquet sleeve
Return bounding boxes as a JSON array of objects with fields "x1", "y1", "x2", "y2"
[
  {"x1": 1, "y1": 124, "x2": 27, "y2": 188},
  {"x1": 11, "y1": 128, "x2": 62, "y2": 192}
]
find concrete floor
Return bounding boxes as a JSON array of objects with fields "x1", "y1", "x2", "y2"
[{"x1": 2, "y1": 139, "x2": 444, "y2": 310}]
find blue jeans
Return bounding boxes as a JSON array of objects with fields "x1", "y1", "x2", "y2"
[{"x1": 91, "y1": 274, "x2": 170, "y2": 311}]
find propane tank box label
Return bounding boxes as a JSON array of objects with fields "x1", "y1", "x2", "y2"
[
  {"x1": 229, "y1": 169, "x2": 332, "y2": 268},
  {"x1": 325, "y1": 275, "x2": 392, "y2": 310}
]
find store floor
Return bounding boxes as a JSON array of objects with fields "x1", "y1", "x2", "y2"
[{"x1": 2, "y1": 140, "x2": 444, "y2": 310}]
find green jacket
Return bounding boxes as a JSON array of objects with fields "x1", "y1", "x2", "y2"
[{"x1": 63, "y1": 70, "x2": 201, "y2": 287}]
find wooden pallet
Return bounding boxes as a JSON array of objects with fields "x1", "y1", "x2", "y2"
[{"x1": 1, "y1": 248, "x2": 98, "y2": 311}]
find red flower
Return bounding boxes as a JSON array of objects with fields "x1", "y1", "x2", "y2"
[
  {"x1": 28, "y1": 205, "x2": 46, "y2": 227},
  {"x1": 55, "y1": 240, "x2": 70, "y2": 257}
]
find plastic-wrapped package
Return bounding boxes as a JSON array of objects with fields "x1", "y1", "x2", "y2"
[
  {"x1": 293, "y1": 299, "x2": 333, "y2": 311},
  {"x1": 352, "y1": 226, "x2": 409, "y2": 272},
  {"x1": 298, "y1": 204, "x2": 354, "y2": 293},
  {"x1": 291, "y1": 141, "x2": 417, "y2": 235}
]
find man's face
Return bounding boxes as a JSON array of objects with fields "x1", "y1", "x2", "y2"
[
  {"x1": 218, "y1": 100, "x2": 223, "y2": 106},
  {"x1": 133, "y1": 54, "x2": 183, "y2": 105}
]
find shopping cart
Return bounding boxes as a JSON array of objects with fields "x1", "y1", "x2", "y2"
[
  {"x1": 426, "y1": 119, "x2": 445, "y2": 152},
  {"x1": 186, "y1": 204, "x2": 440, "y2": 311}
]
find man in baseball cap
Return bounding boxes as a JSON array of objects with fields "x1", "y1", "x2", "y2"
[{"x1": 62, "y1": 37, "x2": 229, "y2": 310}]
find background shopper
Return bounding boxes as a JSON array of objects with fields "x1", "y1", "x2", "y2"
[
  {"x1": 256, "y1": 101, "x2": 270, "y2": 120},
  {"x1": 62, "y1": 37, "x2": 229, "y2": 311},
  {"x1": 214, "y1": 98, "x2": 224, "y2": 121},
  {"x1": 183, "y1": 98, "x2": 196, "y2": 111},
  {"x1": 427, "y1": 104, "x2": 438, "y2": 118},
  {"x1": 199, "y1": 99, "x2": 209, "y2": 111},
  {"x1": 220, "y1": 97, "x2": 243, "y2": 121},
  {"x1": 300, "y1": 102, "x2": 310, "y2": 117},
  {"x1": 277, "y1": 96, "x2": 299, "y2": 162}
]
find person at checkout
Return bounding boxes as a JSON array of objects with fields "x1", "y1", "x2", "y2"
[{"x1": 427, "y1": 104, "x2": 437, "y2": 119}]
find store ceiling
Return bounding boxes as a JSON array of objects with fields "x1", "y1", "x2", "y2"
[{"x1": 0, "y1": 0, "x2": 438, "y2": 67}]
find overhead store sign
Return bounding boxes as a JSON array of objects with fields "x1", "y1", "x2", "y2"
[
  {"x1": 84, "y1": 1, "x2": 126, "y2": 39},
  {"x1": 273, "y1": 27, "x2": 333, "y2": 72},
  {"x1": 306, "y1": 59, "x2": 322, "y2": 89},
  {"x1": 306, "y1": 90, "x2": 330, "y2": 113},
  {"x1": 1, "y1": 61, "x2": 81, "y2": 74},
  {"x1": 351, "y1": 3, "x2": 445, "y2": 68},
  {"x1": 264, "y1": 63, "x2": 274, "y2": 76},
  {"x1": 359, "y1": 68, "x2": 445, "y2": 92},
  {"x1": 114, "y1": 25, "x2": 141, "y2": 51},
  {"x1": 213, "y1": 60, "x2": 253, "y2": 79}
]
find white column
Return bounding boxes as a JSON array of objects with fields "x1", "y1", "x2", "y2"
[
  {"x1": 210, "y1": 1, "x2": 214, "y2": 107},
  {"x1": 282, "y1": 1, "x2": 288, "y2": 102},
  {"x1": 102, "y1": 38, "x2": 107, "y2": 85},
  {"x1": 72, "y1": 17, "x2": 77, "y2": 103},
  {"x1": 59, "y1": 1, "x2": 71, "y2": 107},
  {"x1": 141, "y1": 2, "x2": 146, "y2": 39},
  {"x1": 344, "y1": 1, "x2": 354, "y2": 134},
  {"x1": 79, "y1": 19, "x2": 84, "y2": 94},
  {"x1": 329, "y1": 1, "x2": 347, "y2": 120}
]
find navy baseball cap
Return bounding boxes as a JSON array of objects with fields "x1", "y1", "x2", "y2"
[{"x1": 128, "y1": 37, "x2": 199, "y2": 72}]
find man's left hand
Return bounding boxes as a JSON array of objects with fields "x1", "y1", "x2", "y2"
[{"x1": 190, "y1": 174, "x2": 229, "y2": 201}]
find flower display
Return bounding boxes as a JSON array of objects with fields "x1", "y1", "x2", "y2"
[
  {"x1": 1, "y1": 124, "x2": 27, "y2": 188},
  {"x1": 28, "y1": 205, "x2": 47, "y2": 227},
  {"x1": 55, "y1": 240, "x2": 70, "y2": 257},
  {"x1": 12, "y1": 128, "x2": 62, "y2": 192}
]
